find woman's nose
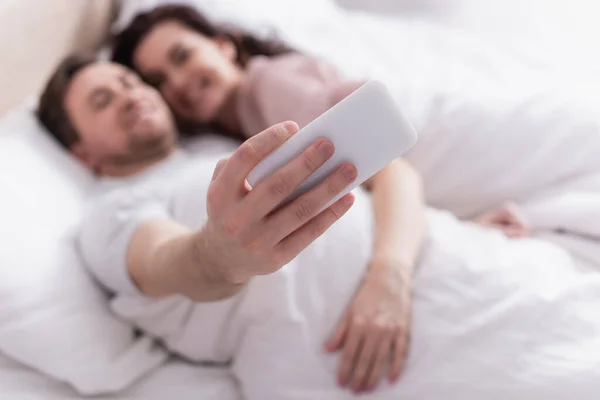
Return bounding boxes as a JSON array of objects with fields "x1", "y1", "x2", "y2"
[{"x1": 168, "y1": 70, "x2": 190, "y2": 95}]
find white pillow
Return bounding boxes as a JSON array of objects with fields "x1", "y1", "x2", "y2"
[
  {"x1": 0, "y1": 101, "x2": 167, "y2": 395},
  {"x1": 403, "y1": 82, "x2": 600, "y2": 217}
]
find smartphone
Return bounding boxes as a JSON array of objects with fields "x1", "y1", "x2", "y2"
[{"x1": 246, "y1": 80, "x2": 418, "y2": 210}]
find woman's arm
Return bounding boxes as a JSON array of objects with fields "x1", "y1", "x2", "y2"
[
  {"x1": 326, "y1": 158, "x2": 425, "y2": 393},
  {"x1": 362, "y1": 158, "x2": 425, "y2": 274},
  {"x1": 243, "y1": 61, "x2": 424, "y2": 390}
]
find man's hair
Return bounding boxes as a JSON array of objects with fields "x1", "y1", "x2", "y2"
[{"x1": 37, "y1": 54, "x2": 98, "y2": 149}]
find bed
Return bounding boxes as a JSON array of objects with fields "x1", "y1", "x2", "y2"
[{"x1": 1, "y1": 1, "x2": 600, "y2": 399}]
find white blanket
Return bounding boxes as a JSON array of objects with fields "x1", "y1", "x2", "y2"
[
  {"x1": 0, "y1": 351, "x2": 240, "y2": 400},
  {"x1": 111, "y1": 164, "x2": 600, "y2": 400},
  {"x1": 523, "y1": 173, "x2": 600, "y2": 266},
  {"x1": 233, "y1": 206, "x2": 600, "y2": 400}
]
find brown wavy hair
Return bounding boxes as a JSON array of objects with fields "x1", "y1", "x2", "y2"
[
  {"x1": 112, "y1": 4, "x2": 294, "y2": 136},
  {"x1": 112, "y1": 4, "x2": 294, "y2": 73}
]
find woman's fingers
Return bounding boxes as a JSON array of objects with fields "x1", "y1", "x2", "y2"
[
  {"x1": 338, "y1": 320, "x2": 365, "y2": 386},
  {"x1": 242, "y1": 138, "x2": 335, "y2": 221},
  {"x1": 363, "y1": 331, "x2": 393, "y2": 391},
  {"x1": 325, "y1": 312, "x2": 350, "y2": 352},
  {"x1": 350, "y1": 329, "x2": 384, "y2": 393},
  {"x1": 504, "y1": 203, "x2": 531, "y2": 232},
  {"x1": 503, "y1": 225, "x2": 530, "y2": 238},
  {"x1": 216, "y1": 121, "x2": 298, "y2": 193},
  {"x1": 389, "y1": 330, "x2": 409, "y2": 382},
  {"x1": 276, "y1": 194, "x2": 354, "y2": 267}
]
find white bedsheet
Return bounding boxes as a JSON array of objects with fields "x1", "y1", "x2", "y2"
[{"x1": 0, "y1": 351, "x2": 240, "y2": 400}]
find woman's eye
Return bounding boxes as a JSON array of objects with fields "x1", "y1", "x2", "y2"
[{"x1": 172, "y1": 47, "x2": 190, "y2": 66}]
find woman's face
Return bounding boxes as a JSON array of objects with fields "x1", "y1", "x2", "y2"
[{"x1": 134, "y1": 20, "x2": 243, "y2": 124}]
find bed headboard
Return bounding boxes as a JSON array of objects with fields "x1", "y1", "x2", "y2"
[{"x1": 0, "y1": 0, "x2": 120, "y2": 117}]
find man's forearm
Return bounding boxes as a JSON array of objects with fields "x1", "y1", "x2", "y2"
[
  {"x1": 128, "y1": 220, "x2": 246, "y2": 301},
  {"x1": 363, "y1": 159, "x2": 425, "y2": 277}
]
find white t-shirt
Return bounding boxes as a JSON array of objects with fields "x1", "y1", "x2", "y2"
[
  {"x1": 80, "y1": 150, "x2": 218, "y2": 295},
  {"x1": 78, "y1": 148, "x2": 375, "y2": 362}
]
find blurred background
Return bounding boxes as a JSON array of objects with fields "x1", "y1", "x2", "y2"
[{"x1": 337, "y1": 0, "x2": 599, "y2": 76}]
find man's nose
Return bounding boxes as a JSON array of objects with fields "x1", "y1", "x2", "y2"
[{"x1": 120, "y1": 88, "x2": 142, "y2": 112}]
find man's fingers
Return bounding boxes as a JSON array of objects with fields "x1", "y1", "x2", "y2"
[
  {"x1": 242, "y1": 139, "x2": 335, "y2": 221},
  {"x1": 364, "y1": 333, "x2": 393, "y2": 391},
  {"x1": 275, "y1": 193, "x2": 354, "y2": 262},
  {"x1": 211, "y1": 158, "x2": 228, "y2": 182},
  {"x1": 326, "y1": 313, "x2": 350, "y2": 352},
  {"x1": 217, "y1": 121, "x2": 298, "y2": 189},
  {"x1": 267, "y1": 162, "x2": 357, "y2": 243},
  {"x1": 338, "y1": 322, "x2": 364, "y2": 387},
  {"x1": 389, "y1": 332, "x2": 408, "y2": 382},
  {"x1": 351, "y1": 330, "x2": 382, "y2": 393}
]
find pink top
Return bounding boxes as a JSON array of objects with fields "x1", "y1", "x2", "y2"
[{"x1": 236, "y1": 53, "x2": 364, "y2": 137}]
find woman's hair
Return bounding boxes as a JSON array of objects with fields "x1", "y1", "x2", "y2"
[
  {"x1": 112, "y1": 4, "x2": 294, "y2": 71},
  {"x1": 37, "y1": 53, "x2": 98, "y2": 149},
  {"x1": 112, "y1": 4, "x2": 294, "y2": 138}
]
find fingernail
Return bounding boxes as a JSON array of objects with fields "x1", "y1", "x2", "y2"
[
  {"x1": 316, "y1": 140, "x2": 334, "y2": 156},
  {"x1": 341, "y1": 193, "x2": 355, "y2": 206},
  {"x1": 282, "y1": 121, "x2": 298, "y2": 135},
  {"x1": 341, "y1": 164, "x2": 357, "y2": 180}
]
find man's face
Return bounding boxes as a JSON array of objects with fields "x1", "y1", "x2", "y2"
[{"x1": 64, "y1": 62, "x2": 177, "y2": 174}]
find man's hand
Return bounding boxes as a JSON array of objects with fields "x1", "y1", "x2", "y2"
[
  {"x1": 197, "y1": 121, "x2": 357, "y2": 285},
  {"x1": 326, "y1": 259, "x2": 411, "y2": 394},
  {"x1": 128, "y1": 121, "x2": 357, "y2": 302}
]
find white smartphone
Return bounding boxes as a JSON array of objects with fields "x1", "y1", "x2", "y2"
[{"x1": 247, "y1": 80, "x2": 418, "y2": 210}]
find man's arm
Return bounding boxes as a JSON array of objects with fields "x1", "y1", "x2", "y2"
[
  {"x1": 126, "y1": 121, "x2": 357, "y2": 302},
  {"x1": 127, "y1": 219, "x2": 245, "y2": 301}
]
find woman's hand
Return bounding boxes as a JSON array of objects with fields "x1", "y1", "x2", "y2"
[
  {"x1": 473, "y1": 202, "x2": 531, "y2": 238},
  {"x1": 325, "y1": 258, "x2": 411, "y2": 394}
]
